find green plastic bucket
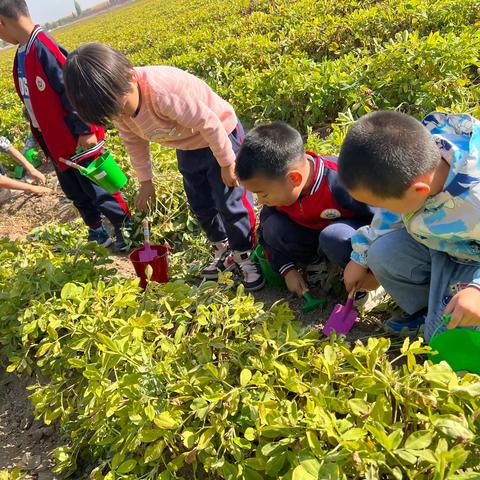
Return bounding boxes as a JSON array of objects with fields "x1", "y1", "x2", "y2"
[
  {"x1": 14, "y1": 148, "x2": 42, "y2": 179},
  {"x1": 253, "y1": 245, "x2": 285, "y2": 288},
  {"x1": 429, "y1": 328, "x2": 480, "y2": 374},
  {"x1": 24, "y1": 148, "x2": 42, "y2": 168},
  {"x1": 82, "y1": 150, "x2": 127, "y2": 194}
]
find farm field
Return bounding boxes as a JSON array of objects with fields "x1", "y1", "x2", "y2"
[{"x1": 0, "y1": 0, "x2": 480, "y2": 479}]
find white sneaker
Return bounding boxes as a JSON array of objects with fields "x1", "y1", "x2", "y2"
[
  {"x1": 232, "y1": 250, "x2": 265, "y2": 292},
  {"x1": 202, "y1": 240, "x2": 235, "y2": 280},
  {"x1": 354, "y1": 286, "x2": 388, "y2": 312}
]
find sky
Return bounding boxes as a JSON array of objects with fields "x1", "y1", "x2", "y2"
[{"x1": 26, "y1": 0, "x2": 102, "y2": 24}]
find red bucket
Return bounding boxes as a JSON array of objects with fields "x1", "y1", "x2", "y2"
[{"x1": 129, "y1": 244, "x2": 169, "y2": 289}]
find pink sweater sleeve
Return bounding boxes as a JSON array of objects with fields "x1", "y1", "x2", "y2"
[
  {"x1": 117, "y1": 127, "x2": 152, "y2": 182},
  {"x1": 154, "y1": 93, "x2": 237, "y2": 168}
]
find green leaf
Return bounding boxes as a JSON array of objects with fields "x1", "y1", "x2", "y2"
[
  {"x1": 139, "y1": 429, "x2": 164, "y2": 443},
  {"x1": 233, "y1": 437, "x2": 251, "y2": 449},
  {"x1": 154, "y1": 411, "x2": 179, "y2": 430},
  {"x1": 145, "y1": 404, "x2": 156, "y2": 421},
  {"x1": 117, "y1": 459, "x2": 137, "y2": 474},
  {"x1": 182, "y1": 430, "x2": 196, "y2": 449},
  {"x1": 244, "y1": 427, "x2": 256, "y2": 441},
  {"x1": 240, "y1": 368, "x2": 252, "y2": 387},
  {"x1": 265, "y1": 454, "x2": 285, "y2": 477},
  {"x1": 35, "y1": 342, "x2": 53, "y2": 358},
  {"x1": 61, "y1": 282, "x2": 83, "y2": 300},
  {"x1": 292, "y1": 465, "x2": 317, "y2": 480},
  {"x1": 197, "y1": 427, "x2": 216, "y2": 450},
  {"x1": 433, "y1": 416, "x2": 474, "y2": 441},
  {"x1": 144, "y1": 439, "x2": 165, "y2": 463},
  {"x1": 404, "y1": 430, "x2": 433, "y2": 450}
]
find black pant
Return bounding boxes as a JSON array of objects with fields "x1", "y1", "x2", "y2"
[
  {"x1": 53, "y1": 157, "x2": 129, "y2": 229},
  {"x1": 176, "y1": 122, "x2": 255, "y2": 252}
]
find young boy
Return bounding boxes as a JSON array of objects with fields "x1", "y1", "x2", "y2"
[
  {"x1": 339, "y1": 110, "x2": 480, "y2": 340},
  {"x1": 62, "y1": 42, "x2": 263, "y2": 291},
  {"x1": 235, "y1": 122, "x2": 378, "y2": 300},
  {"x1": 0, "y1": 135, "x2": 51, "y2": 196},
  {"x1": 0, "y1": 1, "x2": 130, "y2": 249}
]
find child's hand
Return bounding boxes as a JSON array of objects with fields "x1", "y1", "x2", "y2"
[
  {"x1": 221, "y1": 164, "x2": 239, "y2": 187},
  {"x1": 29, "y1": 184, "x2": 53, "y2": 195},
  {"x1": 344, "y1": 260, "x2": 369, "y2": 294},
  {"x1": 27, "y1": 168, "x2": 46, "y2": 185},
  {"x1": 284, "y1": 268, "x2": 308, "y2": 297},
  {"x1": 445, "y1": 287, "x2": 480, "y2": 329},
  {"x1": 77, "y1": 133, "x2": 98, "y2": 151},
  {"x1": 135, "y1": 180, "x2": 156, "y2": 211}
]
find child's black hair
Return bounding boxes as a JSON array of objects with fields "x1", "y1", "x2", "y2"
[
  {"x1": 0, "y1": 0, "x2": 29, "y2": 18},
  {"x1": 338, "y1": 111, "x2": 440, "y2": 198},
  {"x1": 63, "y1": 42, "x2": 134, "y2": 125},
  {"x1": 235, "y1": 122, "x2": 304, "y2": 180}
]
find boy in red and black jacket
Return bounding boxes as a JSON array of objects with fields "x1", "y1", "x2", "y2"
[
  {"x1": 236, "y1": 121, "x2": 378, "y2": 299},
  {"x1": 0, "y1": 0, "x2": 130, "y2": 249}
]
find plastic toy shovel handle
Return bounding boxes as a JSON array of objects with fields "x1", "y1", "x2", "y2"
[
  {"x1": 143, "y1": 220, "x2": 151, "y2": 247},
  {"x1": 58, "y1": 157, "x2": 88, "y2": 174}
]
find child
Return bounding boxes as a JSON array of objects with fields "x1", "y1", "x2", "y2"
[
  {"x1": 63, "y1": 42, "x2": 263, "y2": 291},
  {"x1": 338, "y1": 110, "x2": 480, "y2": 340},
  {"x1": 0, "y1": 135, "x2": 51, "y2": 195},
  {"x1": 0, "y1": 1, "x2": 130, "y2": 250},
  {"x1": 235, "y1": 121, "x2": 379, "y2": 301}
]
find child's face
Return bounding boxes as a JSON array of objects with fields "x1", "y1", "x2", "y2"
[
  {"x1": 0, "y1": 18, "x2": 18, "y2": 44},
  {"x1": 114, "y1": 77, "x2": 140, "y2": 120},
  {"x1": 348, "y1": 184, "x2": 430, "y2": 215},
  {"x1": 240, "y1": 174, "x2": 303, "y2": 207}
]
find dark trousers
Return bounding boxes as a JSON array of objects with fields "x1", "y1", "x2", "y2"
[
  {"x1": 176, "y1": 123, "x2": 255, "y2": 252},
  {"x1": 53, "y1": 157, "x2": 129, "y2": 229},
  {"x1": 261, "y1": 210, "x2": 367, "y2": 273}
]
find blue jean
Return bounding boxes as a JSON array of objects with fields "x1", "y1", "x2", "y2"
[
  {"x1": 367, "y1": 228, "x2": 480, "y2": 341},
  {"x1": 261, "y1": 210, "x2": 366, "y2": 273}
]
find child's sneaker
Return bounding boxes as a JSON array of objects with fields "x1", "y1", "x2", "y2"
[
  {"x1": 354, "y1": 287, "x2": 388, "y2": 312},
  {"x1": 202, "y1": 240, "x2": 235, "y2": 280},
  {"x1": 305, "y1": 258, "x2": 329, "y2": 286},
  {"x1": 232, "y1": 250, "x2": 265, "y2": 292},
  {"x1": 87, "y1": 225, "x2": 112, "y2": 247},
  {"x1": 384, "y1": 308, "x2": 427, "y2": 337}
]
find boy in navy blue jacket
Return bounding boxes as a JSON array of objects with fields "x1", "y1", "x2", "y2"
[
  {"x1": 0, "y1": 0, "x2": 130, "y2": 249},
  {"x1": 236, "y1": 122, "x2": 381, "y2": 303}
]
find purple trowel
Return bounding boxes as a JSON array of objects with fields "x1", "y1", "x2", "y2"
[{"x1": 323, "y1": 291, "x2": 358, "y2": 336}]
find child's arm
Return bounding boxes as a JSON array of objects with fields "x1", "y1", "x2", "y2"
[
  {"x1": 344, "y1": 210, "x2": 403, "y2": 292},
  {"x1": 37, "y1": 44, "x2": 98, "y2": 148},
  {"x1": 8, "y1": 145, "x2": 46, "y2": 185},
  {"x1": 116, "y1": 128, "x2": 152, "y2": 211},
  {"x1": 155, "y1": 94, "x2": 237, "y2": 183},
  {"x1": 0, "y1": 175, "x2": 51, "y2": 195}
]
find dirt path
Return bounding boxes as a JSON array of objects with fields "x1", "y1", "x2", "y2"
[{"x1": 0, "y1": 370, "x2": 59, "y2": 479}]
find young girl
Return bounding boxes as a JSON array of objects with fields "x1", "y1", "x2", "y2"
[{"x1": 63, "y1": 42, "x2": 264, "y2": 291}]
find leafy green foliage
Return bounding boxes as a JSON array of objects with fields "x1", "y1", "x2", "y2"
[
  {"x1": 1, "y1": 233, "x2": 479, "y2": 478},
  {"x1": 1, "y1": 0, "x2": 480, "y2": 478}
]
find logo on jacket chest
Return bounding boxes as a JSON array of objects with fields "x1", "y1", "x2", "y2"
[
  {"x1": 320, "y1": 208, "x2": 341, "y2": 219},
  {"x1": 36, "y1": 76, "x2": 46, "y2": 92}
]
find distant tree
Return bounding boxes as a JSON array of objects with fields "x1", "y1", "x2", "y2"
[{"x1": 74, "y1": 1, "x2": 82, "y2": 17}]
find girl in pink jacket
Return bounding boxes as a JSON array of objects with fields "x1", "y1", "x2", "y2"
[{"x1": 63, "y1": 42, "x2": 264, "y2": 291}]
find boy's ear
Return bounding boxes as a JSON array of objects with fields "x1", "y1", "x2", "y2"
[
  {"x1": 287, "y1": 170, "x2": 303, "y2": 187},
  {"x1": 411, "y1": 181, "x2": 431, "y2": 197}
]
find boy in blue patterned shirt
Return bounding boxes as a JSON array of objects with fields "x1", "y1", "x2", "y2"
[{"x1": 338, "y1": 110, "x2": 480, "y2": 340}]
